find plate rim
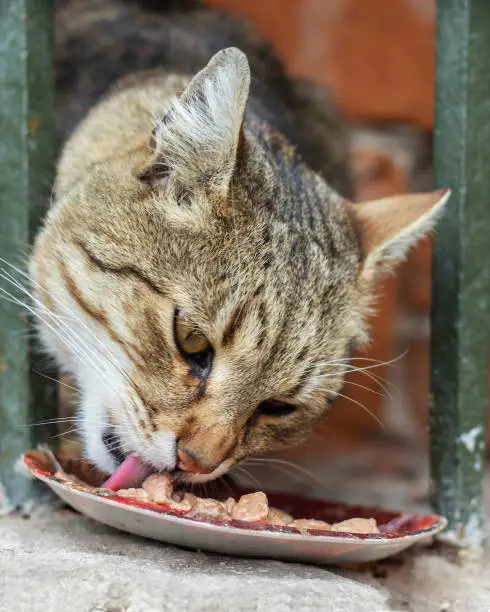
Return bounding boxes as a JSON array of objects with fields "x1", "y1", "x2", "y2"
[{"x1": 28, "y1": 458, "x2": 448, "y2": 546}]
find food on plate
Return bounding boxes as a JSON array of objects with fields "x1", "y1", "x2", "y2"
[
  {"x1": 230, "y1": 492, "x2": 269, "y2": 522},
  {"x1": 116, "y1": 487, "x2": 149, "y2": 501},
  {"x1": 290, "y1": 519, "x2": 332, "y2": 532},
  {"x1": 142, "y1": 473, "x2": 173, "y2": 502},
  {"x1": 266, "y1": 507, "x2": 294, "y2": 526},
  {"x1": 330, "y1": 518, "x2": 379, "y2": 534},
  {"x1": 188, "y1": 497, "x2": 230, "y2": 520},
  {"x1": 116, "y1": 473, "x2": 380, "y2": 534}
]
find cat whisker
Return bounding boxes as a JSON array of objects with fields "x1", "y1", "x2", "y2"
[
  {"x1": 32, "y1": 368, "x2": 78, "y2": 392},
  {"x1": 8, "y1": 269, "x2": 128, "y2": 376},
  {"x1": 0, "y1": 284, "x2": 113, "y2": 392},
  {"x1": 0, "y1": 270, "x2": 111, "y2": 374},
  {"x1": 320, "y1": 354, "x2": 406, "y2": 366},
  {"x1": 354, "y1": 369, "x2": 395, "y2": 397},
  {"x1": 27, "y1": 417, "x2": 79, "y2": 426},
  {"x1": 317, "y1": 363, "x2": 395, "y2": 397},
  {"x1": 230, "y1": 466, "x2": 262, "y2": 491},
  {"x1": 26, "y1": 417, "x2": 125, "y2": 443},
  {"x1": 319, "y1": 366, "x2": 394, "y2": 387},
  {"x1": 0, "y1": 269, "x2": 140, "y2": 421},
  {"x1": 216, "y1": 475, "x2": 235, "y2": 498},
  {"x1": 243, "y1": 457, "x2": 327, "y2": 489},
  {"x1": 242, "y1": 460, "x2": 309, "y2": 487},
  {"x1": 318, "y1": 376, "x2": 388, "y2": 400},
  {"x1": 46, "y1": 425, "x2": 89, "y2": 440},
  {"x1": 316, "y1": 353, "x2": 406, "y2": 383},
  {"x1": 330, "y1": 389, "x2": 385, "y2": 429},
  {"x1": 101, "y1": 438, "x2": 125, "y2": 452},
  {"x1": 0, "y1": 260, "x2": 138, "y2": 393}
]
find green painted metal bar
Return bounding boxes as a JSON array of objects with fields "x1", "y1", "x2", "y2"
[
  {"x1": 430, "y1": 0, "x2": 490, "y2": 547},
  {"x1": 0, "y1": 0, "x2": 57, "y2": 512}
]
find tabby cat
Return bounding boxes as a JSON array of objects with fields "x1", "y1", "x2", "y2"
[{"x1": 30, "y1": 0, "x2": 448, "y2": 482}]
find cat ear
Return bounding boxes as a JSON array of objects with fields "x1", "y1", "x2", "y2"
[
  {"x1": 144, "y1": 47, "x2": 250, "y2": 202},
  {"x1": 348, "y1": 189, "x2": 451, "y2": 282}
]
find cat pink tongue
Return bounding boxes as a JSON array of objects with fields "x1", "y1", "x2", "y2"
[{"x1": 102, "y1": 453, "x2": 154, "y2": 490}]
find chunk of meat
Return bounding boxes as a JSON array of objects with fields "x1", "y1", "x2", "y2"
[
  {"x1": 267, "y1": 507, "x2": 293, "y2": 525},
  {"x1": 116, "y1": 488, "x2": 150, "y2": 501},
  {"x1": 142, "y1": 473, "x2": 174, "y2": 503},
  {"x1": 223, "y1": 497, "x2": 236, "y2": 514},
  {"x1": 188, "y1": 498, "x2": 230, "y2": 520},
  {"x1": 231, "y1": 492, "x2": 269, "y2": 523},
  {"x1": 165, "y1": 496, "x2": 194, "y2": 512},
  {"x1": 330, "y1": 518, "x2": 379, "y2": 534},
  {"x1": 182, "y1": 492, "x2": 199, "y2": 507},
  {"x1": 98, "y1": 469, "x2": 380, "y2": 533},
  {"x1": 291, "y1": 519, "x2": 332, "y2": 532}
]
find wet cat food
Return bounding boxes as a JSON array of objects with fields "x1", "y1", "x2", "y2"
[{"x1": 117, "y1": 473, "x2": 380, "y2": 534}]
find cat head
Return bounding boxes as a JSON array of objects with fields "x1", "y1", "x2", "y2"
[{"x1": 31, "y1": 48, "x2": 449, "y2": 481}]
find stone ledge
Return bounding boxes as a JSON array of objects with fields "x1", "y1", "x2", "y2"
[
  {"x1": 2, "y1": 483, "x2": 490, "y2": 612},
  {"x1": 1, "y1": 511, "x2": 389, "y2": 612}
]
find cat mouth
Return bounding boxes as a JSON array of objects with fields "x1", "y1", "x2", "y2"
[
  {"x1": 102, "y1": 453, "x2": 233, "y2": 490},
  {"x1": 175, "y1": 459, "x2": 234, "y2": 484},
  {"x1": 101, "y1": 429, "x2": 234, "y2": 489},
  {"x1": 102, "y1": 453, "x2": 154, "y2": 490},
  {"x1": 101, "y1": 430, "x2": 153, "y2": 490}
]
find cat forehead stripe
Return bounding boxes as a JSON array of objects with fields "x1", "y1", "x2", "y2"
[{"x1": 76, "y1": 241, "x2": 167, "y2": 296}]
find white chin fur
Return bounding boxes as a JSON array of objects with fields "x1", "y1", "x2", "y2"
[
  {"x1": 78, "y1": 381, "x2": 119, "y2": 474},
  {"x1": 137, "y1": 430, "x2": 177, "y2": 471},
  {"x1": 80, "y1": 384, "x2": 178, "y2": 473},
  {"x1": 84, "y1": 427, "x2": 118, "y2": 474},
  {"x1": 81, "y1": 399, "x2": 178, "y2": 474}
]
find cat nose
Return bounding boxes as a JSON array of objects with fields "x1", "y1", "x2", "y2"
[{"x1": 177, "y1": 448, "x2": 212, "y2": 474}]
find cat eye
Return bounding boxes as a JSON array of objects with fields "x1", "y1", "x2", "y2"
[
  {"x1": 174, "y1": 310, "x2": 212, "y2": 368},
  {"x1": 255, "y1": 399, "x2": 296, "y2": 418}
]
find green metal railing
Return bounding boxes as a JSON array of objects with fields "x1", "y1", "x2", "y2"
[
  {"x1": 430, "y1": 0, "x2": 490, "y2": 547},
  {"x1": 0, "y1": 0, "x2": 489, "y2": 544},
  {"x1": 0, "y1": 0, "x2": 57, "y2": 511}
]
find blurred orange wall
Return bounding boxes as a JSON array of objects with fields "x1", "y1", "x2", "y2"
[{"x1": 207, "y1": 0, "x2": 435, "y2": 128}]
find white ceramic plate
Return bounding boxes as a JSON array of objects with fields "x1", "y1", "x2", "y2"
[{"x1": 23, "y1": 450, "x2": 447, "y2": 565}]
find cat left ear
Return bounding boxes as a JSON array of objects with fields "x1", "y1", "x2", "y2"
[
  {"x1": 348, "y1": 189, "x2": 451, "y2": 282},
  {"x1": 142, "y1": 47, "x2": 250, "y2": 204}
]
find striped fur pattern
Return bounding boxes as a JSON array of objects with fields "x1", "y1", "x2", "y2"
[{"x1": 29, "y1": 1, "x2": 449, "y2": 481}]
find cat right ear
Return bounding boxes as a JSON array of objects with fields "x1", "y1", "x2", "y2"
[
  {"x1": 347, "y1": 189, "x2": 451, "y2": 284},
  {"x1": 141, "y1": 47, "x2": 250, "y2": 208}
]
